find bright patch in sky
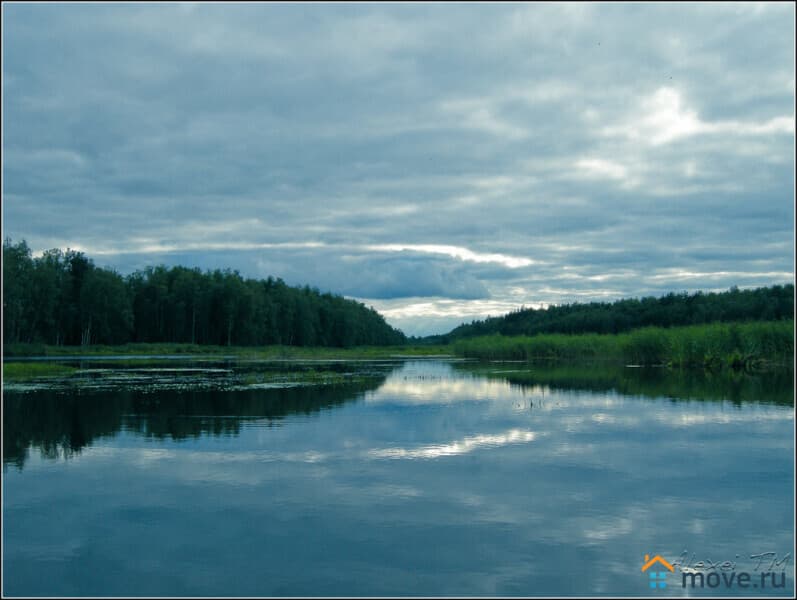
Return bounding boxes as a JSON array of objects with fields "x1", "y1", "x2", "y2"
[
  {"x1": 368, "y1": 244, "x2": 536, "y2": 269},
  {"x1": 606, "y1": 87, "x2": 795, "y2": 145},
  {"x1": 2, "y1": 2, "x2": 794, "y2": 335}
]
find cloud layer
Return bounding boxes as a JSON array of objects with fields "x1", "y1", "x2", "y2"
[{"x1": 3, "y1": 3, "x2": 794, "y2": 335}]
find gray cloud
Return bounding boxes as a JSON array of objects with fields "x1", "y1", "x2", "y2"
[{"x1": 3, "y1": 3, "x2": 794, "y2": 335}]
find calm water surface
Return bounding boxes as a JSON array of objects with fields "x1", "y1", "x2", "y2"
[{"x1": 3, "y1": 359, "x2": 794, "y2": 596}]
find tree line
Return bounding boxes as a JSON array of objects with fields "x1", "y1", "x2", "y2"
[
  {"x1": 441, "y1": 284, "x2": 794, "y2": 342},
  {"x1": 3, "y1": 238, "x2": 406, "y2": 347}
]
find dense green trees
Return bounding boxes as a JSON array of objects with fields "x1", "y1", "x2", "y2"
[
  {"x1": 444, "y1": 285, "x2": 794, "y2": 341},
  {"x1": 5, "y1": 237, "x2": 791, "y2": 349},
  {"x1": 3, "y1": 238, "x2": 405, "y2": 347}
]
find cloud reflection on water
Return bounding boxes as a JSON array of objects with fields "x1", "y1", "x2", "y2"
[
  {"x1": 3, "y1": 359, "x2": 793, "y2": 597},
  {"x1": 366, "y1": 429, "x2": 538, "y2": 460}
]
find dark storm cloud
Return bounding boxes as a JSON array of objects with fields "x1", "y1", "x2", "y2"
[{"x1": 3, "y1": 2, "x2": 794, "y2": 335}]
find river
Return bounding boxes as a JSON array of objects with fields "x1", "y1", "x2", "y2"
[{"x1": 3, "y1": 358, "x2": 794, "y2": 596}]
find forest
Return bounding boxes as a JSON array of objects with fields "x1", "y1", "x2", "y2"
[
  {"x1": 440, "y1": 283, "x2": 794, "y2": 342},
  {"x1": 3, "y1": 237, "x2": 793, "y2": 352},
  {"x1": 2, "y1": 238, "x2": 406, "y2": 348}
]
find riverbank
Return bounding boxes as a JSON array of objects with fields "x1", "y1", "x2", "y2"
[
  {"x1": 4, "y1": 320, "x2": 793, "y2": 373},
  {"x1": 2, "y1": 342, "x2": 452, "y2": 360},
  {"x1": 452, "y1": 320, "x2": 794, "y2": 370}
]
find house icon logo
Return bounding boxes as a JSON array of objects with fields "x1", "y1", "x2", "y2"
[{"x1": 642, "y1": 553, "x2": 675, "y2": 589}]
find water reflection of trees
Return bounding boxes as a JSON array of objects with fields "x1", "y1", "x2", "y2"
[
  {"x1": 455, "y1": 363, "x2": 794, "y2": 406},
  {"x1": 3, "y1": 378, "x2": 385, "y2": 470}
]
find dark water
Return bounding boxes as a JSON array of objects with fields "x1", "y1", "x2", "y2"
[{"x1": 3, "y1": 359, "x2": 794, "y2": 597}]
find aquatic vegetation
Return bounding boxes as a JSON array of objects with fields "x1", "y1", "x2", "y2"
[
  {"x1": 3, "y1": 342, "x2": 452, "y2": 359},
  {"x1": 239, "y1": 368, "x2": 384, "y2": 387},
  {"x1": 2, "y1": 362, "x2": 77, "y2": 380},
  {"x1": 452, "y1": 320, "x2": 794, "y2": 369},
  {"x1": 1, "y1": 356, "x2": 403, "y2": 395}
]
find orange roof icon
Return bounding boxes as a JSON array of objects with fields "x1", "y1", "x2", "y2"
[{"x1": 641, "y1": 554, "x2": 674, "y2": 572}]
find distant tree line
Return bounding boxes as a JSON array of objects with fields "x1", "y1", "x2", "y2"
[
  {"x1": 443, "y1": 284, "x2": 794, "y2": 341},
  {"x1": 3, "y1": 238, "x2": 406, "y2": 347}
]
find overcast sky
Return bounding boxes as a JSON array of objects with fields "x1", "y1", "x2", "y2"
[{"x1": 3, "y1": 2, "x2": 794, "y2": 335}]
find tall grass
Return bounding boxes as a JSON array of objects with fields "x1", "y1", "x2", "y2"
[
  {"x1": 452, "y1": 320, "x2": 794, "y2": 369},
  {"x1": 3, "y1": 362, "x2": 77, "y2": 380},
  {"x1": 2, "y1": 342, "x2": 452, "y2": 360}
]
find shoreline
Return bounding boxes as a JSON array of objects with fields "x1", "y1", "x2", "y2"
[{"x1": 4, "y1": 320, "x2": 793, "y2": 376}]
